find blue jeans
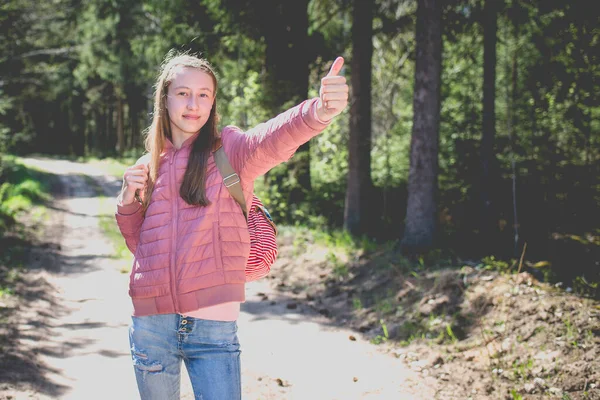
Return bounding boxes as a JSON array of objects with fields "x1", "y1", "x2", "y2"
[{"x1": 128, "y1": 314, "x2": 241, "y2": 400}]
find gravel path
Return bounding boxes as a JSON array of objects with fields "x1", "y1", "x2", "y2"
[{"x1": 3, "y1": 157, "x2": 430, "y2": 400}]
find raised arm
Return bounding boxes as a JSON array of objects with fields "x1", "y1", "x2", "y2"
[{"x1": 222, "y1": 57, "x2": 348, "y2": 183}]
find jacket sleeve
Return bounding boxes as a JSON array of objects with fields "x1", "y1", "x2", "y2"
[
  {"x1": 114, "y1": 154, "x2": 150, "y2": 255},
  {"x1": 222, "y1": 98, "x2": 330, "y2": 183},
  {"x1": 115, "y1": 199, "x2": 144, "y2": 254}
]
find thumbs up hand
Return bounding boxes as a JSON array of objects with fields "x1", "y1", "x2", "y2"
[{"x1": 316, "y1": 57, "x2": 349, "y2": 122}]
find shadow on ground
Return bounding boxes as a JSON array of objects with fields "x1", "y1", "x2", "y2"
[{"x1": 0, "y1": 168, "x2": 117, "y2": 397}]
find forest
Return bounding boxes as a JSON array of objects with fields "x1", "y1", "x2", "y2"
[{"x1": 1, "y1": 0, "x2": 598, "y2": 296}]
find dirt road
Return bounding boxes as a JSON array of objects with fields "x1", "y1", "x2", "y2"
[{"x1": 2, "y1": 157, "x2": 431, "y2": 400}]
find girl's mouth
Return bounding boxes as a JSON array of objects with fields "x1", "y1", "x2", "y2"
[{"x1": 183, "y1": 115, "x2": 200, "y2": 120}]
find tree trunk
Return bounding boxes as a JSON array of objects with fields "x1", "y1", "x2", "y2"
[
  {"x1": 505, "y1": 15, "x2": 520, "y2": 257},
  {"x1": 116, "y1": 96, "x2": 125, "y2": 154},
  {"x1": 91, "y1": 109, "x2": 101, "y2": 155},
  {"x1": 71, "y1": 93, "x2": 86, "y2": 157},
  {"x1": 104, "y1": 102, "x2": 114, "y2": 156},
  {"x1": 401, "y1": 0, "x2": 443, "y2": 252},
  {"x1": 344, "y1": 0, "x2": 374, "y2": 236},
  {"x1": 128, "y1": 98, "x2": 138, "y2": 150},
  {"x1": 262, "y1": 0, "x2": 309, "y2": 112},
  {"x1": 128, "y1": 89, "x2": 145, "y2": 151},
  {"x1": 479, "y1": 0, "x2": 498, "y2": 251},
  {"x1": 262, "y1": 0, "x2": 311, "y2": 204}
]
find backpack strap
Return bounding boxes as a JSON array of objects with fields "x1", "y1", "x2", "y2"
[{"x1": 213, "y1": 144, "x2": 248, "y2": 218}]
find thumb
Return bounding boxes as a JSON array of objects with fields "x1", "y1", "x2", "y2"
[{"x1": 326, "y1": 57, "x2": 344, "y2": 77}]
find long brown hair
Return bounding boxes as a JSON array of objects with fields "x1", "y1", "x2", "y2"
[{"x1": 141, "y1": 51, "x2": 221, "y2": 212}]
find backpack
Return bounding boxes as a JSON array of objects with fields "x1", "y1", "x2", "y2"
[{"x1": 213, "y1": 145, "x2": 278, "y2": 282}]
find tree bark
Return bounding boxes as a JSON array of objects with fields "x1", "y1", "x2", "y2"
[
  {"x1": 344, "y1": 0, "x2": 374, "y2": 236},
  {"x1": 128, "y1": 98, "x2": 138, "y2": 150},
  {"x1": 480, "y1": 0, "x2": 499, "y2": 251},
  {"x1": 262, "y1": 0, "x2": 311, "y2": 203},
  {"x1": 262, "y1": 0, "x2": 310, "y2": 113},
  {"x1": 401, "y1": 0, "x2": 443, "y2": 251},
  {"x1": 105, "y1": 101, "x2": 114, "y2": 156},
  {"x1": 116, "y1": 96, "x2": 125, "y2": 154},
  {"x1": 71, "y1": 93, "x2": 86, "y2": 157}
]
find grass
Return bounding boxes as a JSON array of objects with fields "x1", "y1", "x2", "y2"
[
  {"x1": 370, "y1": 319, "x2": 390, "y2": 345},
  {"x1": 510, "y1": 390, "x2": 523, "y2": 400},
  {"x1": 511, "y1": 357, "x2": 534, "y2": 380},
  {"x1": 278, "y1": 224, "x2": 476, "y2": 348},
  {"x1": 0, "y1": 265, "x2": 18, "y2": 297},
  {"x1": 79, "y1": 174, "x2": 131, "y2": 270},
  {"x1": 0, "y1": 155, "x2": 56, "y2": 298},
  {"x1": 98, "y1": 196, "x2": 132, "y2": 268},
  {"x1": 78, "y1": 156, "x2": 134, "y2": 179},
  {"x1": 0, "y1": 156, "x2": 53, "y2": 231},
  {"x1": 327, "y1": 251, "x2": 350, "y2": 279},
  {"x1": 73, "y1": 155, "x2": 141, "y2": 272},
  {"x1": 374, "y1": 290, "x2": 395, "y2": 315},
  {"x1": 282, "y1": 224, "x2": 376, "y2": 259}
]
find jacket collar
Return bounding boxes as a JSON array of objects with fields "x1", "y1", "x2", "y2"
[{"x1": 164, "y1": 131, "x2": 201, "y2": 152}]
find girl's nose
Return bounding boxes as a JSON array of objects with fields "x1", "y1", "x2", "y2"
[{"x1": 187, "y1": 95, "x2": 199, "y2": 110}]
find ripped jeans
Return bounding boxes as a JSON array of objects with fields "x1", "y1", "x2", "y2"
[{"x1": 128, "y1": 314, "x2": 241, "y2": 400}]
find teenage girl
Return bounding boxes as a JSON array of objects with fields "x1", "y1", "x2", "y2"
[{"x1": 116, "y1": 52, "x2": 348, "y2": 399}]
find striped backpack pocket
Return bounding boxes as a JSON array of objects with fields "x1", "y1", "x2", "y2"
[
  {"x1": 245, "y1": 194, "x2": 278, "y2": 281},
  {"x1": 213, "y1": 145, "x2": 278, "y2": 282}
]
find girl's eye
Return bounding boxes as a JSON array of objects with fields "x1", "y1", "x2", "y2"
[
  {"x1": 200, "y1": 93, "x2": 208, "y2": 98},
  {"x1": 178, "y1": 92, "x2": 188, "y2": 96}
]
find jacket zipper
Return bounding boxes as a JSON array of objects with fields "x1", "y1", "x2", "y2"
[{"x1": 169, "y1": 151, "x2": 180, "y2": 313}]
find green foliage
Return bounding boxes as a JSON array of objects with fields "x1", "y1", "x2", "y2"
[
  {"x1": 511, "y1": 357, "x2": 534, "y2": 380},
  {"x1": 0, "y1": 156, "x2": 53, "y2": 234},
  {"x1": 370, "y1": 319, "x2": 390, "y2": 345},
  {"x1": 370, "y1": 33, "x2": 413, "y2": 188},
  {"x1": 0, "y1": 265, "x2": 19, "y2": 298},
  {"x1": 74, "y1": 172, "x2": 131, "y2": 268},
  {"x1": 375, "y1": 295, "x2": 394, "y2": 315},
  {"x1": 79, "y1": 156, "x2": 136, "y2": 179},
  {"x1": 327, "y1": 251, "x2": 349, "y2": 279},
  {"x1": 0, "y1": 0, "x2": 598, "y2": 292},
  {"x1": 98, "y1": 197, "x2": 132, "y2": 263},
  {"x1": 481, "y1": 256, "x2": 511, "y2": 272},
  {"x1": 0, "y1": 155, "x2": 54, "y2": 298},
  {"x1": 445, "y1": 323, "x2": 458, "y2": 344},
  {"x1": 510, "y1": 390, "x2": 523, "y2": 400},
  {"x1": 572, "y1": 275, "x2": 599, "y2": 299}
]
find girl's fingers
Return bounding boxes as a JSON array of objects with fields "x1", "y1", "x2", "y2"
[
  {"x1": 125, "y1": 166, "x2": 149, "y2": 179},
  {"x1": 322, "y1": 87, "x2": 349, "y2": 96},
  {"x1": 126, "y1": 181, "x2": 147, "y2": 190},
  {"x1": 322, "y1": 92, "x2": 349, "y2": 102},
  {"x1": 127, "y1": 170, "x2": 149, "y2": 178},
  {"x1": 326, "y1": 57, "x2": 344, "y2": 77},
  {"x1": 124, "y1": 169, "x2": 147, "y2": 181},
  {"x1": 321, "y1": 76, "x2": 347, "y2": 86},
  {"x1": 317, "y1": 57, "x2": 348, "y2": 121},
  {"x1": 125, "y1": 171, "x2": 148, "y2": 180},
  {"x1": 126, "y1": 178, "x2": 147, "y2": 186},
  {"x1": 324, "y1": 101, "x2": 346, "y2": 111},
  {"x1": 129, "y1": 164, "x2": 147, "y2": 171},
  {"x1": 128, "y1": 164, "x2": 148, "y2": 174},
  {"x1": 320, "y1": 83, "x2": 348, "y2": 95},
  {"x1": 120, "y1": 163, "x2": 149, "y2": 204}
]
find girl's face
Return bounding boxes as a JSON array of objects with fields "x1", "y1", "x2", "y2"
[{"x1": 166, "y1": 67, "x2": 215, "y2": 137}]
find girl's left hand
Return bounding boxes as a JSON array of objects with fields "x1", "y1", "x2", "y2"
[{"x1": 316, "y1": 57, "x2": 349, "y2": 122}]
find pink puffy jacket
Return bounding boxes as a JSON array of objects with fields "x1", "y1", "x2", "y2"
[{"x1": 116, "y1": 99, "x2": 329, "y2": 316}]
